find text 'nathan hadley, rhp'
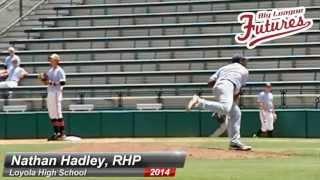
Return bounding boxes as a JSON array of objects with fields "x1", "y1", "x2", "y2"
[{"x1": 10, "y1": 154, "x2": 142, "y2": 168}]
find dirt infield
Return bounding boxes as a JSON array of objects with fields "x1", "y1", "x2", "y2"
[
  {"x1": 59, "y1": 142, "x2": 290, "y2": 160},
  {"x1": 0, "y1": 138, "x2": 291, "y2": 160}
]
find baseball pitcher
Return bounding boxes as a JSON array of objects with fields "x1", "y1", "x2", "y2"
[{"x1": 188, "y1": 54, "x2": 251, "y2": 151}]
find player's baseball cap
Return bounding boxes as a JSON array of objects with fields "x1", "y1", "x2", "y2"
[
  {"x1": 8, "y1": 47, "x2": 15, "y2": 53},
  {"x1": 232, "y1": 54, "x2": 247, "y2": 63},
  {"x1": 48, "y1": 53, "x2": 61, "y2": 62}
]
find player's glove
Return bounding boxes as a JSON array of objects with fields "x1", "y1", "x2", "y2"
[
  {"x1": 37, "y1": 73, "x2": 48, "y2": 81},
  {"x1": 212, "y1": 113, "x2": 226, "y2": 124},
  {"x1": 208, "y1": 80, "x2": 216, "y2": 88}
]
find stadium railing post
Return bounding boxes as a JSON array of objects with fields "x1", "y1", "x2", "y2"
[
  {"x1": 41, "y1": 94, "x2": 46, "y2": 110},
  {"x1": 157, "y1": 92, "x2": 162, "y2": 104},
  {"x1": 19, "y1": 0, "x2": 23, "y2": 17},
  {"x1": 118, "y1": 92, "x2": 123, "y2": 108},
  {"x1": 80, "y1": 94, "x2": 85, "y2": 104},
  {"x1": 2, "y1": 91, "x2": 10, "y2": 106},
  {"x1": 280, "y1": 89, "x2": 288, "y2": 108},
  {"x1": 315, "y1": 97, "x2": 320, "y2": 109}
]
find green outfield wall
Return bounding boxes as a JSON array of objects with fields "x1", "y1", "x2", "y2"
[{"x1": 0, "y1": 109, "x2": 319, "y2": 139}]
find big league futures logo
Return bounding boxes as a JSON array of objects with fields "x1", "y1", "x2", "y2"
[{"x1": 235, "y1": 7, "x2": 313, "y2": 49}]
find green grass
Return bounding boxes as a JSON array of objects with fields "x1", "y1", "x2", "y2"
[{"x1": 0, "y1": 138, "x2": 320, "y2": 180}]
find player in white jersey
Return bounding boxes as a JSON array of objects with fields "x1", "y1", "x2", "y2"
[
  {"x1": 1, "y1": 47, "x2": 21, "y2": 80},
  {"x1": 0, "y1": 58, "x2": 28, "y2": 88},
  {"x1": 256, "y1": 83, "x2": 277, "y2": 137},
  {"x1": 188, "y1": 54, "x2": 251, "y2": 151},
  {"x1": 39, "y1": 54, "x2": 66, "y2": 141}
]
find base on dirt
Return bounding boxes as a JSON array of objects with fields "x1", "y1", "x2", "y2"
[{"x1": 64, "y1": 136, "x2": 82, "y2": 142}]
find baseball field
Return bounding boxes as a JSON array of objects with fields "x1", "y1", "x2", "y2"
[{"x1": 0, "y1": 137, "x2": 319, "y2": 180}]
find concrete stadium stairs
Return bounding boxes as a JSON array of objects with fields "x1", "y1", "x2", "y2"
[{"x1": 0, "y1": 0, "x2": 82, "y2": 50}]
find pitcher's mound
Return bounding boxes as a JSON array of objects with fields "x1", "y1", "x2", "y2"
[{"x1": 59, "y1": 142, "x2": 290, "y2": 160}]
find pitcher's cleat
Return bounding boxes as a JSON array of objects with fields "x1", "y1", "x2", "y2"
[
  {"x1": 229, "y1": 143, "x2": 252, "y2": 151},
  {"x1": 187, "y1": 95, "x2": 201, "y2": 111}
]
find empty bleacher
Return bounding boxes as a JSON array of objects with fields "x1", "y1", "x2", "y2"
[
  {"x1": 10, "y1": 31, "x2": 320, "y2": 50},
  {"x1": 42, "y1": 6, "x2": 320, "y2": 27},
  {"x1": 0, "y1": 0, "x2": 319, "y2": 110}
]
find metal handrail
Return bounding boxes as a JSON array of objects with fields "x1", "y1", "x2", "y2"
[
  {"x1": 0, "y1": 0, "x2": 8, "y2": 6},
  {"x1": 0, "y1": 0, "x2": 15, "y2": 12},
  {"x1": 0, "y1": 0, "x2": 47, "y2": 37}
]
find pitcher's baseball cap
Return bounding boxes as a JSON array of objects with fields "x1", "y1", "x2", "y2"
[{"x1": 232, "y1": 54, "x2": 247, "y2": 63}]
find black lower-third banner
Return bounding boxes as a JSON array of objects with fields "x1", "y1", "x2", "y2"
[{"x1": 3, "y1": 152, "x2": 186, "y2": 177}]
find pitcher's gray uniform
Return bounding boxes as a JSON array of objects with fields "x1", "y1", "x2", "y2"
[
  {"x1": 257, "y1": 91, "x2": 274, "y2": 131},
  {"x1": 47, "y1": 66, "x2": 66, "y2": 119},
  {"x1": 188, "y1": 55, "x2": 251, "y2": 150},
  {"x1": 204, "y1": 63, "x2": 248, "y2": 145}
]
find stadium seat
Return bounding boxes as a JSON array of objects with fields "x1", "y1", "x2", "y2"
[
  {"x1": 136, "y1": 103, "x2": 162, "y2": 110},
  {"x1": 40, "y1": 7, "x2": 320, "y2": 27},
  {"x1": 69, "y1": 104, "x2": 95, "y2": 111},
  {"x1": 3, "y1": 105, "x2": 28, "y2": 112}
]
